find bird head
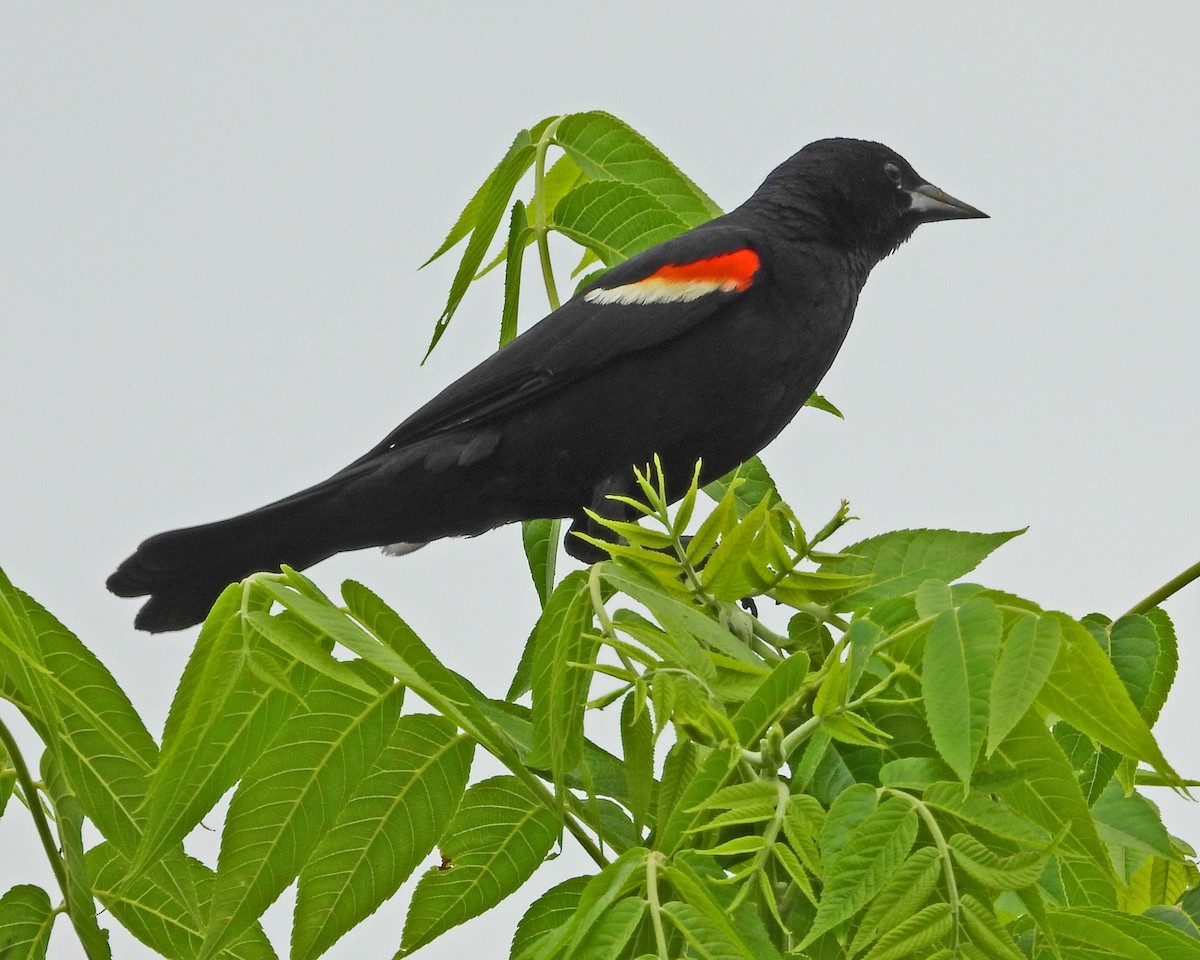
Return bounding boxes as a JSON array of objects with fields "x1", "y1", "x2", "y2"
[{"x1": 755, "y1": 138, "x2": 987, "y2": 262}]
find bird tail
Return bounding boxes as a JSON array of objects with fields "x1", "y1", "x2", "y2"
[{"x1": 106, "y1": 473, "x2": 378, "y2": 633}]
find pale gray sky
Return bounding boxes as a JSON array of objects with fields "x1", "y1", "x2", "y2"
[{"x1": 2, "y1": 4, "x2": 1198, "y2": 957}]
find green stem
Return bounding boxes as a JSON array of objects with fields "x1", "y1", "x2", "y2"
[
  {"x1": 646, "y1": 851, "x2": 671, "y2": 960},
  {"x1": 886, "y1": 788, "x2": 960, "y2": 948},
  {"x1": 0, "y1": 715, "x2": 69, "y2": 903},
  {"x1": 1123, "y1": 558, "x2": 1200, "y2": 618},
  {"x1": 532, "y1": 118, "x2": 563, "y2": 311}
]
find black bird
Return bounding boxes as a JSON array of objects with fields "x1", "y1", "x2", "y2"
[{"x1": 108, "y1": 138, "x2": 986, "y2": 632}]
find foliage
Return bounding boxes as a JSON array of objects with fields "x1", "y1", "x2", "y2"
[{"x1": 2, "y1": 111, "x2": 1198, "y2": 960}]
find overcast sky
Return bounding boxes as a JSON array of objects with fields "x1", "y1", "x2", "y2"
[{"x1": 2, "y1": 4, "x2": 1198, "y2": 957}]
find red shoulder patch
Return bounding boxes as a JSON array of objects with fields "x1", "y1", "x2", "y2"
[
  {"x1": 584, "y1": 248, "x2": 760, "y2": 305},
  {"x1": 646, "y1": 249, "x2": 760, "y2": 291}
]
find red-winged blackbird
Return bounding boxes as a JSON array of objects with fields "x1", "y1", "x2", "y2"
[{"x1": 108, "y1": 138, "x2": 986, "y2": 632}]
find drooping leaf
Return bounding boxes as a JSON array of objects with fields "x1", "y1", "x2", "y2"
[
  {"x1": 621, "y1": 692, "x2": 654, "y2": 833},
  {"x1": 1039, "y1": 613, "x2": 1178, "y2": 783},
  {"x1": 425, "y1": 121, "x2": 551, "y2": 357},
  {"x1": 0, "y1": 568, "x2": 157, "y2": 854},
  {"x1": 522, "y1": 517, "x2": 562, "y2": 610},
  {"x1": 527, "y1": 571, "x2": 598, "y2": 784},
  {"x1": 40, "y1": 753, "x2": 111, "y2": 959}
]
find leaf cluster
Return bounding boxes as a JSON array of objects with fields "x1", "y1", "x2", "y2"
[{"x1": 2, "y1": 112, "x2": 1198, "y2": 960}]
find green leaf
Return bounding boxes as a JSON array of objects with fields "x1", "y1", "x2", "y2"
[
  {"x1": 656, "y1": 747, "x2": 741, "y2": 855},
  {"x1": 702, "y1": 457, "x2": 781, "y2": 517},
  {"x1": 87, "y1": 842, "x2": 276, "y2": 960},
  {"x1": 989, "y1": 614, "x2": 1061, "y2": 755},
  {"x1": 522, "y1": 517, "x2": 562, "y2": 609},
  {"x1": 552, "y1": 180, "x2": 689, "y2": 266},
  {"x1": 331, "y1": 580, "x2": 522, "y2": 769},
  {"x1": 400, "y1": 775, "x2": 560, "y2": 954},
  {"x1": 804, "y1": 797, "x2": 919, "y2": 944},
  {"x1": 923, "y1": 597, "x2": 1002, "y2": 784},
  {"x1": 804, "y1": 392, "x2": 844, "y2": 419},
  {"x1": 0, "y1": 885, "x2": 55, "y2": 960},
  {"x1": 819, "y1": 782, "x2": 878, "y2": 866},
  {"x1": 292, "y1": 715, "x2": 473, "y2": 960},
  {"x1": 958, "y1": 893, "x2": 1027, "y2": 960},
  {"x1": 1122, "y1": 856, "x2": 1199, "y2": 914},
  {"x1": 660, "y1": 900, "x2": 758, "y2": 960},
  {"x1": 134, "y1": 592, "x2": 310, "y2": 874},
  {"x1": 1104, "y1": 615, "x2": 1160, "y2": 714},
  {"x1": 949, "y1": 832, "x2": 1058, "y2": 889},
  {"x1": 922, "y1": 782, "x2": 1050, "y2": 847},
  {"x1": 601, "y1": 563, "x2": 761, "y2": 668},
  {"x1": 499, "y1": 201, "x2": 533, "y2": 344},
  {"x1": 700, "y1": 498, "x2": 776, "y2": 600},
  {"x1": 425, "y1": 123, "x2": 545, "y2": 358},
  {"x1": 527, "y1": 571, "x2": 598, "y2": 782},
  {"x1": 1141, "y1": 609, "x2": 1178, "y2": 726},
  {"x1": 0, "y1": 742, "x2": 12, "y2": 819},
  {"x1": 574, "y1": 897, "x2": 647, "y2": 960},
  {"x1": 621, "y1": 693, "x2": 654, "y2": 833},
  {"x1": 41, "y1": 753, "x2": 111, "y2": 959},
  {"x1": 200, "y1": 677, "x2": 402, "y2": 958},
  {"x1": 540, "y1": 848, "x2": 649, "y2": 960},
  {"x1": 247, "y1": 611, "x2": 376, "y2": 695},
  {"x1": 914, "y1": 580, "x2": 953, "y2": 618},
  {"x1": 848, "y1": 846, "x2": 943, "y2": 958},
  {"x1": 1039, "y1": 613, "x2": 1178, "y2": 782},
  {"x1": 552, "y1": 111, "x2": 722, "y2": 226},
  {"x1": 989, "y1": 713, "x2": 1118, "y2": 906},
  {"x1": 730, "y1": 651, "x2": 811, "y2": 746},
  {"x1": 473, "y1": 698, "x2": 633, "y2": 807},
  {"x1": 656, "y1": 737, "x2": 698, "y2": 833},
  {"x1": 510, "y1": 875, "x2": 589, "y2": 960},
  {"x1": 1091, "y1": 779, "x2": 1175, "y2": 866},
  {"x1": 878, "y1": 758, "x2": 957, "y2": 790},
  {"x1": 860, "y1": 902, "x2": 953, "y2": 960},
  {"x1": 1046, "y1": 908, "x2": 1200, "y2": 960},
  {"x1": 0, "y1": 568, "x2": 156, "y2": 854},
  {"x1": 663, "y1": 853, "x2": 782, "y2": 958},
  {"x1": 820, "y1": 528, "x2": 1024, "y2": 611},
  {"x1": 1142, "y1": 905, "x2": 1200, "y2": 942}
]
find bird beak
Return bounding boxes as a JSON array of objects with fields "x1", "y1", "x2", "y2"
[{"x1": 907, "y1": 183, "x2": 989, "y2": 221}]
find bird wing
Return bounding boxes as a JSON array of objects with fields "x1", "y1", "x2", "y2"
[{"x1": 345, "y1": 219, "x2": 765, "y2": 467}]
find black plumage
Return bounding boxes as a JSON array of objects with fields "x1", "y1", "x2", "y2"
[{"x1": 108, "y1": 138, "x2": 986, "y2": 632}]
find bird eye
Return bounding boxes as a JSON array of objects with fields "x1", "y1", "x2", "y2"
[{"x1": 883, "y1": 162, "x2": 902, "y2": 185}]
